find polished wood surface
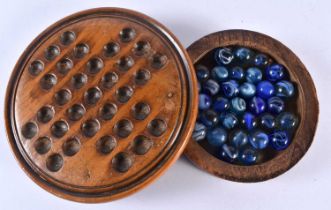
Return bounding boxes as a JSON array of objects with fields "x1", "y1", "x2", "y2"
[{"x1": 5, "y1": 8, "x2": 198, "y2": 202}]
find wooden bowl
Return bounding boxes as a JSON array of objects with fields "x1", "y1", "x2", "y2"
[
  {"x1": 184, "y1": 30, "x2": 319, "y2": 182},
  {"x1": 5, "y1": 8, "x2": 198, "y2": 202}
]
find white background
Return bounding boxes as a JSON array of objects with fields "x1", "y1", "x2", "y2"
[{"x1": 0, "y1": 0, "x2": 330, "y2": 209}]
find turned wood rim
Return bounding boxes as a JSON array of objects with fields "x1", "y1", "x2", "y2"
[
  {"x1": 4, "y1": 7, "x2": 198, "y2": 202},
  {"x1": 184, "y1": 29, "x2": 319, "y2": 182}
]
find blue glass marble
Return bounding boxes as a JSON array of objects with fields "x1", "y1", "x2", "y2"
[
  {"x1": 199, "y1": 93, "x2": 212, "y2": 110},
  {"x1": 230, "y1": 97, "x2": 246, "y2": 114},
  {"x1": 211, "y1": 66, "x2": 229, "y2": 82},
  {"x1": 276, "y1": 112, "x2": 298, "y2": 130},
  {"x1": 254, "y1": 54, "x2": 269, "y2": 67},
  {"x1": 239, "y1": 148, "x2": 258, "y2": 165},
  {"x1": 235, "y1": 47, "x2": 252, "y2": 63},
  {"x1": 221, "y1": 80, "x2": 239, "y2": 98},
  {"x1": 196, "y1": 65, "x2": 209, "y2": 82},
  {"x1": 275, "y1": 80, "x2": 295, "y2": 98},
  {"x1": 269, "y1": 131, "x2": 290, "y2": 151},
  {"x1": 203, "y1": 79, "x2": 220, "y2": 95},
  {"x1": 267, "y1": 96, "x2": 285, "y2": 114},
  {"x1": 260, "y1": 113, "x2": 276, "y2": 130},
  {"x1": 241, "y1": 112, "x2": 257, "y2": 130},
  {"x1": 246, "y1": 67, "x2": 262, "y2": 84},
  {"x1": 229, "y1": 66, "x2": 244, "y2": 80},
  {"x1": 256, "y1": 81, "x2": 275, "y2": 99},
  {"x1": 229, "y1": 130, "x2": 248, "y2": 148},
  {"x1": 249, "y1": 96, "x2": 266, "y2": 115},
  {"x1": 239, "y1": 82, "x2": 256, "y2": 99},
  {"x1": 207, "y1": 127, "x2": 227, "y2": 147},
  {"x1": 215, "y1": 48, "x2": 234, "y2": 65},
  {"x1": 249, "y1": 130, "x2": 269, "y2": 149},
  {"x1": 220, "y1": 144, "x2": 238, "y2": 162},
  {"x1": 192, "y1": 122, "x2": 207, "y2": 141},
  {"x1": 197, "y1": 82, "x2": 201, "y2": 93},
  {"x1": 221, "y1": 112, "x2": 238, "y2": 130},
  {"x1": 200, "y1": 109, "x2": 219, "y2": 128},
  {"x1": 213, "y1": 97, "x2": 230, "y2": 112},
  {"x1": 266, "y1": 64, "x2": 285, "y2": 81}
]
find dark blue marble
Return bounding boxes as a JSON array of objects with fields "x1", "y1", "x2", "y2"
[
  {"x1": 221, "y1": 80, "x2": 239, "y2": 98},
  {"x1": 241, "y1": 112, "x2": 257, "y2": 130},
  {"x1": 239, "y1": 148, "x2": 258, "y2": 165},
  {"x1": 199, "y1": 93, "x2": 212, "y2": 110},
  {"x1": 269, "y1": 131, "x2": 290, "y2": 151},
  {"x1": 215, "y1": 48, "x2": 234, "y2": 65},
  {"x1": 192, "y1": 122, "x2": 207, "y2": 141},
  {"x1": 221, "y1": 112, "x2": 238, "y2": 130},
  {"x1": 197, "y1": 82, "x2": 201, "y2": 93},
  {"x1": 219, "y1": 144, "x2": 238, "y2": 162},
  {"x1": 246, "y1": 67, "x2": 262, "y2": 84},
  {"x1": 203, "y1": 79, "x2": 220, "y2": 95},
  {"x1": 211, "y1": 66, "x2": 229, "y2": 82},
  {"x1": 276, "y1": 112, "x2": 298, "y2": 130},
  {"x1": 239, "y1": 82, "x2": 256, "y2": 99},
  {"x1": 254, "y1": 54, "x2": 269, "y2": 67},
  {"x1": 266, "y1": 64, "x2": 285, "y2": 81},
  {"x1": 196, "y1": 65, "x2": 209, "y2": 82},
  {"x1": 207, "y1": 127, "x2": 227, "y2": 147},
  {"x1": 235, "y1": 47, "x2": 253, "y2": 63},
  {"x1": 260, "y1": 113, "x2": 276, "y2": 130},
  {"x1": 229, "y1": 66, "x2": 245, "y2": 80},
  {"x1": 267, "y1": 96, "x2": 285, "y2": 114},
  {"x1": 256, "y1": 81, "x2": 275, "y2": 99},
  {"x1": 275, "y1": 80, "x2": 295, "y2": 98},
  {"x1": 249, "y1": 130, "x2": 269, "y2": 149},
  {"x1": 249, "y1": 96, "x2": 266, "y2": 115},
  {"x1": 230, "y1": 97, "x2": 246, "y2": 114},
  {"x1": 229, "y1": 130, "x2": 248, "y2": 148},
  {"x1": 200, "y1": 109, "x2": 219, "y2": 128},
  {"x1": 213, "y1": 97, "x2": 230, "y2": 112}
]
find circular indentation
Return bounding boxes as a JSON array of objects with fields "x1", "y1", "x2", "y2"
[
  {"x1": 60, "y1": 31, "x2": 76, "y2": 45},
  {"x1": 81, "y1": 119, "x2": 100, "y2": 137},
  {"x1": 86, "y1": 57, "x2": 104, "y2": 74},
  {"x1": 119, "y1": 27, "x2": 136, "y2": 42},
  {"x1": 112, "y1": 152, "x2": 133, "y2": 173},
  {"x1": 34, "y1": 136, "x2": 52, "y2": 155},
  {"x1": 67, "y1": 104, "x2": 85, "y2": 121},
  {"x1": 101, "y1": 72, "x2": 118, "y2": 89},
  {"x1": 54, "y1": 89, "x2": 72, "y2": 106},
  {"x1": 29, "y1": 60, "x2": 44, "y2": 76},
  {"x1": 71, "y1": 73, "x2": 87, "y2": 89},
  {"x1": 56, "y1": 58, "x2": 73, "y2": 74},
  {"x1": 46, "y1": 153, "x2": 63, "y2": 172},
  {"x1": 96, "y1": 135, "x2": 117, "y2": 154},
  {"x1": 133, "y1": 40, "x2": 151, "y2": 56},
  {"x1": 148, "y1": 119, "x2": 167, "y2": 137},
  {"x1": 116, "y1": 86, "x2": 133, "y2": 103},
  {"x1": 114, "y1": 119, "x2": 133, "y2": 138},
  {"x1": 117, "y1": 56, "x2": 134, "y2": 71},
  {"x1": 151, "y1": 53, "x2": 168, "y2": 69},
  {"x1": 62, "y1": 137, "x2": 81, "y2": 156},
  {"x1": 84, "y1": 87, "x2": 102, "y2": 105},
  {"x1": 45, "y1": 45, "x2": 60, "y2": 61},
  {"x1": 40, "y1": 73, "x2": 57, "y2": 90},
  {"x1": 74, "y1": 43, "x2": 89, "y2": 58},
  {"x1": 51, "y1": 120, "x2": 69, "y2": 138},
  {"x1": 21, "y1": 121, "x2": 38, "y2": 139},
  {"x1": 134, "y1": 69, "x2": 151, "y2": 85},
  {"x1": 37, "y1": 106, "x2": 54, "y2": 123},
  {"x1": 133, "y1": 135, "x2": 153, "y2": 155},
  {"x1": 99, "y1": 103, "x2": 117, "y2": 120},
  {"x1": 104, "y1": 42, "x2": 120, "y2": 57},
  {"x1": 131, "y1": 102, "x2": 150, "y2": 120}
]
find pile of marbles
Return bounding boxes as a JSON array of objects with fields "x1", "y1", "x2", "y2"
[{"x1": 192, "y1": 46, "x2": 299, "y2": 165}]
